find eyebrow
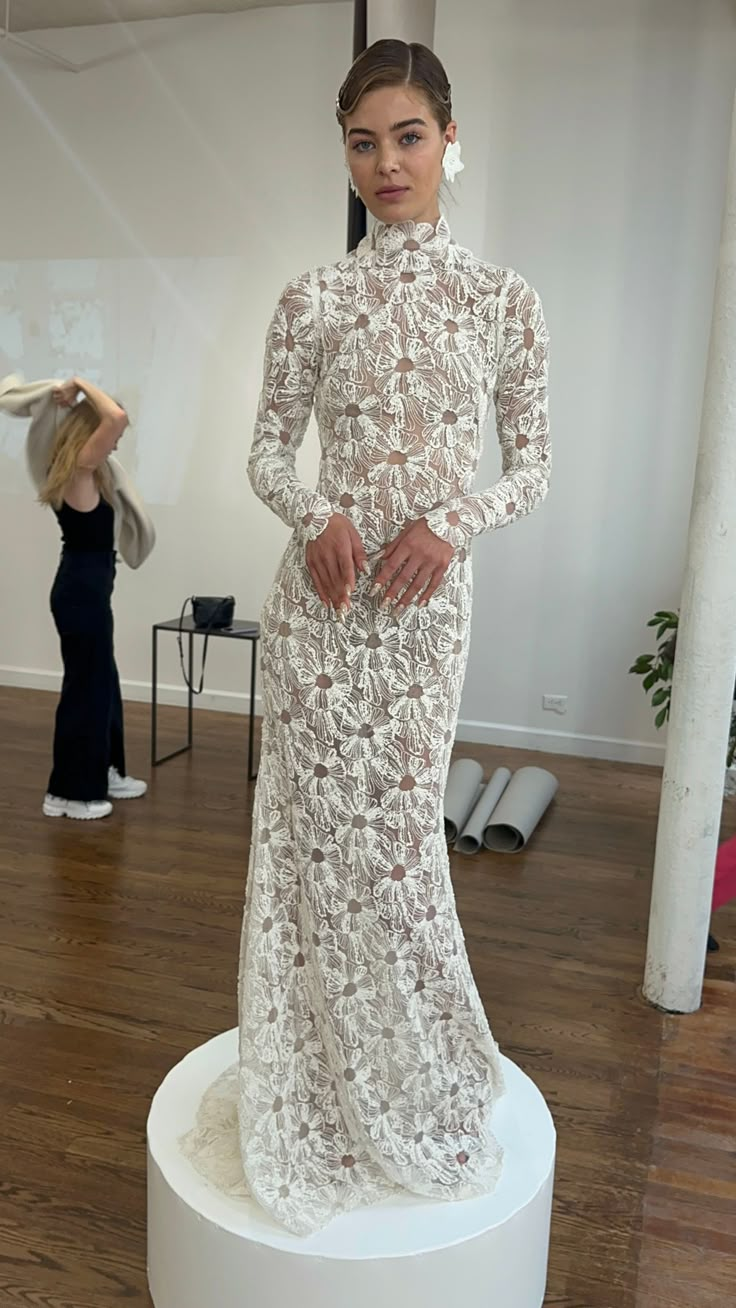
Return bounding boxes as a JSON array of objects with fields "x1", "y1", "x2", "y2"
[{"x1": 347, "y1": 117, "x2": 427, "y2": 138}]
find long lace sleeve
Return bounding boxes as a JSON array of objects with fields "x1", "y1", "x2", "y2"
[
  {"x1": 424, "y1": 273, "x2": 550, "y2": 546},
  {"x1": 247, "y1": 273, "x2": 333, "y2": 542}
]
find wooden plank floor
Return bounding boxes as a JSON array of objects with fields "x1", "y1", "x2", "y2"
[{"x1": 0, "y1": 685, "x2": 733, "y2": 1308}]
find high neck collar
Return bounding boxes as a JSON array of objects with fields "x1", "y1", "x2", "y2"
[{"x1": 358, "y1": 215, "x2": 453, "y2": 266}]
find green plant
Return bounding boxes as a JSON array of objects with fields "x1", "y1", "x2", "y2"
[
  {"x1": 629, "y1": 610, "x2": 678, "y2": 729},
  {"x1": 630, "y1": 609, "x2": 736, "y2": 765}
]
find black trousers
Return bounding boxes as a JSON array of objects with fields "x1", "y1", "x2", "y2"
[{"x1": 48, "y1": 550, "x2": 126, "y2": 802}]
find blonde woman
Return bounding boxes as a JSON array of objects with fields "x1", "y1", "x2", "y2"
[
  {"x1": 38, "y1": 377, "x2": 151, "y2": 819},
  {"x1": 0, "y1": 374, "x2": 151, "y2": 820}
]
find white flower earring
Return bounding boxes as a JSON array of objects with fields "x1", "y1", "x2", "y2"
[
  {"x1": 442, "y1": 140, "x2": 464, "y2": 183},
  {"x1": 344, "y1": 160, "x2": 359, "y2": 198}
]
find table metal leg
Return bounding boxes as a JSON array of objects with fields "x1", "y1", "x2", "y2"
[
  {"x1": 188, "y1": 632, "x2": 194, "y2": 748},
  {"x1": 151, "y1": 627, "x2": 195, "y2": 768},
  {"x1": 248, "y1": 640, "x2": 258, "y2": 780},
  {"x1": 151, "y1": 625, "x2": 158, "y2": 766}
]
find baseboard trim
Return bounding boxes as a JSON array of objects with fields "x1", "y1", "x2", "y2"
[
  {"x1": 2, "y1": 664, "x2": 663, "y2": 765},
  {"x1": 454, "y1": 716, "x2": 664, "y2": 766},
  {"x1": 0, "y1": 665, "x2": 260, "y2": 717}
]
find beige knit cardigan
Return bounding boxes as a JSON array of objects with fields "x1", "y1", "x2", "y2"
[{"x1": 0, "y1": 374, "x2": 155, "y2": 569}]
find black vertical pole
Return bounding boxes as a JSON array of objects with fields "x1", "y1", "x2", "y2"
[{"x1": 347, "y1": 0, "x2": 368, "y2": 252}]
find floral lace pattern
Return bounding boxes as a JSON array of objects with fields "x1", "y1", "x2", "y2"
[{"x1": 180, "y1": 218, "x2": 550, "y2": 1236}]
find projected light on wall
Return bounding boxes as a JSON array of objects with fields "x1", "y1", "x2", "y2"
[{"x1": 0, "y1": 256, "x2": 243, "y2": 504}]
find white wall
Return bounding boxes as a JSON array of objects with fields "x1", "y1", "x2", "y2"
[
  {"x1": 1, "y1": 0, "x2": 735, "y2": 762},
  {"x1": 0, "y1": 3, "x2": 351, "y2": 709},
  {"x1": 436, "y1": 0, "x2": 736, "y2": 760}
]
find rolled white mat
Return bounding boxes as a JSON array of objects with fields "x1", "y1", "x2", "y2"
[
  {"x1": 483, "y1": 767, "x2": 559, "y2": 853},
  {"x1": 455, "y1": 768, "x2": 512, "y2": 855},
  {"x1": 443, "y1": 758, "x2": 484, "y2": 842}
]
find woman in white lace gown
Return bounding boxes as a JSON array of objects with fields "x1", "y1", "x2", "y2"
[{"x1": 183, "y1": 39, "x2": 550, "y2": 1236}]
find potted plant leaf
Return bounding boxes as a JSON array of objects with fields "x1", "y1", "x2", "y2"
[
  {"x1": 630, "y1": 608, "x2": 736, "y2": 952},
  {"x1": 629, "y1": 610, "x2": 679, "y2": 731},
  {"x1": 630, "y1": 609, "x2": 736, "y2": 769}
]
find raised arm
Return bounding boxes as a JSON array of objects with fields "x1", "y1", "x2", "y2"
[
  {"x1": 61, "y1": 377, "x2": 128, "y2": 469},
  {"x1": 247, "y1": 273, "x2": 333, "y2": 542},
  {"x1": 424, "y1": 272, "x2": 550, "y2": 547}
]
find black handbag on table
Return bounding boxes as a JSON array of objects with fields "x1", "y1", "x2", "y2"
[
  {"x1": 191, "y1": 596, "x2": 235, "y2": 631},
  {"x1": 178, "y1": 595, "x2": 235, "y2": 695}
]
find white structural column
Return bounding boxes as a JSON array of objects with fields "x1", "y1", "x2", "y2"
[
  {"x1": 367, "y1": 0, "x2": 436, "y2": 48},
  {"x1": 643, "y1": 94, "x2": 736, "y2": 1013}
]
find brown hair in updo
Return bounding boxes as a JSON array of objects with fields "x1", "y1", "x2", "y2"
[{"x1": 336, "y1": 39, "x2": 453, "y2": 135}]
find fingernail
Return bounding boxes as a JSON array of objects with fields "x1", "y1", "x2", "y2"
[
  {"x1": 370, "y1": 584, "x2": 382, "y2": 598},
  {"x1": 380, "y1": 597, "x2": 391, "y2": 610},
  {"x1": 345, "y1": 586, "x2": 353, "y2": 597}
]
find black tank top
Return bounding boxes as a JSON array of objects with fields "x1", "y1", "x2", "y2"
[{"x1": 55, "y1": 498, "x2": 115, "y2": 552}]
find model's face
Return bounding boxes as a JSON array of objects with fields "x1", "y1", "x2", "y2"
[{"x1": 344, "y1": 85, "x2": 456, "y2": 227}]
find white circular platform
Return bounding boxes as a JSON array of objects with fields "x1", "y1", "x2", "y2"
[{"x1": 147, "y1": 1029, "x2": 555, "y2": 1308}]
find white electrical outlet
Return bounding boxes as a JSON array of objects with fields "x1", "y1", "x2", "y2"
[{"x1": 543, "y1": 694, "x2": 568, "y2": 715}]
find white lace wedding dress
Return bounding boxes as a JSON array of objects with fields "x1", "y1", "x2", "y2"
[{"x1": 181, "y1": 217, "x2": 550, "y2": 1236}]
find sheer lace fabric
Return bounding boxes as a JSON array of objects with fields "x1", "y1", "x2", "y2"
[{"x1": 181, "y1": 218, "x2": 550, "y2": 1236}]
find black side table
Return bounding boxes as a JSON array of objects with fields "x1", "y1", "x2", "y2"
[{"x1": 151, "y1": 617, "x2": 261, "y2": 780}]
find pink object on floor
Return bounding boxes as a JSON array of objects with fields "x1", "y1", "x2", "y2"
[{"x1": 713, "y1": 834, "x2": 736, "y2": 912}]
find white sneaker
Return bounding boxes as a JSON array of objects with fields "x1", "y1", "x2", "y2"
[
  {"x1": 43, "y1": 794, "x2": 113, "y2": 820},
  {"x1": 108, "y1": 766, "x2": 147, "y2": 800}
]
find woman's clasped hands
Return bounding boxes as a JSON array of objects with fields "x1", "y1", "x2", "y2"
[{"x1": 306, "y1": 513, "x2": 455, "y2": 620}]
